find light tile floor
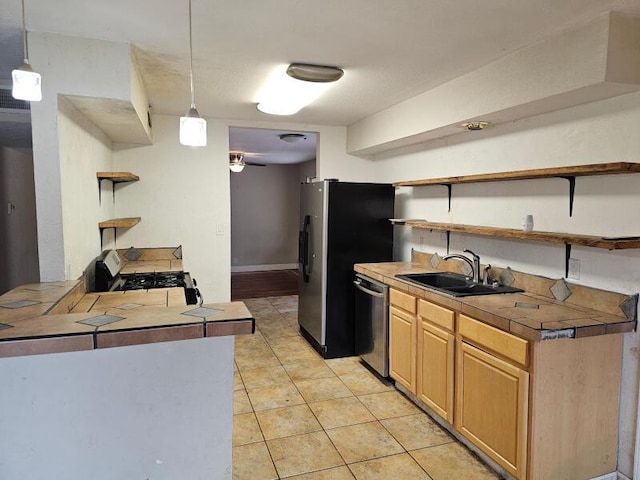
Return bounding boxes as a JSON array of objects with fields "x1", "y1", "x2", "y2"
[{"x1": 233, "y1": 295, "x2": 503, "y2": 480}]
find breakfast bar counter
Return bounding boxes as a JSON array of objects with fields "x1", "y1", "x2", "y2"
[
  {"x1": 0, "y1": 279, "x2": 254, "y2": 358},
  {"x1": 0, "y1": 273, "x2": 254, "y2": 480}
]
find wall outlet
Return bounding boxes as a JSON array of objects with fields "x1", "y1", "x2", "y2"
[
  {"x1": 568, "y1": 258, "x2": 581, "y2": 280},
  {"x1": 216, "y1": 223, "x2": 224, "y2": 236}
]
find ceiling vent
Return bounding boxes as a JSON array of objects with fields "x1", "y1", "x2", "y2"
[{"x1": 0, "y1": 87, "x2": 30, "y2": 111}]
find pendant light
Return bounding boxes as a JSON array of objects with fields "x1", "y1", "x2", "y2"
[
  {"x1": 12, "y1": 0, "x2": 41, "y2": 102},
  {"x1": 179, "y1": 0, "x2": 207, "y2": 146}
]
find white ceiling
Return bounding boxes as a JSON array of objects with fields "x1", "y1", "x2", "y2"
[
  {"x1": 229, "y1": 127, "x2": 317, "y2": 165},
  {"x1": 2, "y1": 0, "x2": 640, "y2": 156}
]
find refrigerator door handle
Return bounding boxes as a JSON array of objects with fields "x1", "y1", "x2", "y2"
[
  {"x1": 299, "y1": 215, "x2": 311, "y2": 282},
  {"x1": 353, "y1": 280, "x2": 385, "y2": 298}
]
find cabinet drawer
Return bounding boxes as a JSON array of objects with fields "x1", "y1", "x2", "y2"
[
  {"x1": 418, "y1": 299, "x2": 454, "y2": 332},
  {"x1": 458, "y1": 314, "x2": 528, "y2": 368},
  {"x1": 390, "y1": 289, "x2": 417, "y2": 314}
]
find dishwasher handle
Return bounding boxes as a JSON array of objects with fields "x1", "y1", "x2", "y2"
[{"x1": 353, "y1": 280, "x2": 385, "y2": 298}]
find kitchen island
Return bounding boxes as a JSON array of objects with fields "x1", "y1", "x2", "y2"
[
  {"x1": 0, "y1": 277, "x2": 254, "y2": 480},
  {"x1": 356, "y1": 250, "x2": 636, "y2": 480}
]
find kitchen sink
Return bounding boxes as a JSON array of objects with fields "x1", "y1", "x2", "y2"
[{"x1": 396, "y1": 272, "x2": 523, "y2": 297}]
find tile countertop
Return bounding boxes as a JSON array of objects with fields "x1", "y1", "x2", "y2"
[
  {"x1": 0, "y1": 281, "x2": 254, "y2": 358},
  {"x1": 355, "y1": 262, "x2": 635, "y2": 342}
]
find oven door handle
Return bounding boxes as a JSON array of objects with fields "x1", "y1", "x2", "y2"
[{"x1": 353, "y1": 280, "x2": 385, "y2": 298}]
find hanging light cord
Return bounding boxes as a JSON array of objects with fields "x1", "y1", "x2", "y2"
[
  {"x1": 21, "y1": 0, "x2": 29, "y2": 64},
  {"x1": 188, "y1": 0, "x2": 196, "y2": 108}
]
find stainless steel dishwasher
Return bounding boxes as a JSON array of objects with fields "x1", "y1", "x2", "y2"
[{"x1": 353, "y1": 273, "x2": 389, "y2": 377}]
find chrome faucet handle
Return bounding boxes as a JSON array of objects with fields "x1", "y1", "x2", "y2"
[{"x1": 483, "y1": 264, "x2": 492, "y2": 285}]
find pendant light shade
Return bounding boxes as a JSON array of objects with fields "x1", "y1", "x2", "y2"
[
  {"x1": 179, "y1": 0, "x2": 207, "y2": 146},
  {"x1": 180, "y1": 106, "x2": 207, "y2": 147},
  {"x1": 12, "y1": 62, "x2": 41, "y2": 101},
  {"x1": 12, "y1": 0, "x2": 41, "y2": 102}
]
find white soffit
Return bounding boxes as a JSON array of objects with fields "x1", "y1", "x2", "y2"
[
  {"x1": 347, "y1": 12, "x2": 640, "y2": 156},
  {"x1": 63, "y1": 95, "x2": 152, "y2": 146}
]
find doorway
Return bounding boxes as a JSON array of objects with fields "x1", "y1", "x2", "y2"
[{"x1": 228, "y1": 126, "x2": 317, "y2": 300}]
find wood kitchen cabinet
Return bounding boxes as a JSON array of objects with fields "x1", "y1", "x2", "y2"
[
  {"x1": 389, "y1": 289, "x2": 417, "y2": 395},
  {"x1": 417, "y1": 299, "x2": 455, "y2": 424},
  {"x1": 455, "y1": 314, "x2": 529, "y2": 479}
]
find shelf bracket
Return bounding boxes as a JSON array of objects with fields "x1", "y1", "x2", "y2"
[
  {"x1": 565, "y1": 243, "x2": 572, "y2": 278},
  {"x1": 97, "y1": 178, "x2": 117, "y2": 206},
  {"x1": 99, "y1": 227, "x2": 107, "y2": 250},
  {"x1": 98, "y1": 178, "x2": 104, "y2": 205},
  {"x1": 442, "y1": 184, "x2": 452, "y2": 212},
  {"x1": 99, "y1": 226, "x2": 117, "y2": 250},
  {"x1": 559, "y1": 176, "x2": 576, "y2": 217}
]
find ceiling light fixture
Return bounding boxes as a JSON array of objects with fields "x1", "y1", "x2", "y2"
[
  {"x1": 279, "y1": 133, "x2": 307, "y2": 143},
  {"x1": 257, "y1": 63, "x2": 344, "y2": 116},
  {"x1": 179, "y1": 0, "x2": 207, "y2": 147},
  {"x1": 461, "y1": 121, "x2": 491, "y2": 131},
  {"x1": 286, "y1": 63, "x2": 344, "y2": 83},
  {"x1": 229, "y1": 153, "x2": 245, "y2": 173},
  {"x1": 12, "y1": 0, "x2": 41, "y2": 102}
]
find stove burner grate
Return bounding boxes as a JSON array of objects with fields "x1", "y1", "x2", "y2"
[{"x1": 119, "y1": 272, "x2": 186, "y2": 290}]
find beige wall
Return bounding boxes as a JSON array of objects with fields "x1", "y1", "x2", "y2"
[
  {"x1": 373, "y1": 91, "x2": 640, "y2": 476},
  {"x1": 29, "y1": 32, "x2": 133, "y2": 281},
  {"x1": 0, "y1": 147, "x2": 39, "y2": 294},
  {"x1": 112, "y1": 114, "x2": 232, "y2": 302},
  {"x1": 57, "y1": 98, "x2": 114, "y2": 280},
  {"x1": 230, "y1": 164, "x2": 301, "y2": 269}
]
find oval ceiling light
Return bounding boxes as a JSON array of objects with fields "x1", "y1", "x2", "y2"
[
  {"x1": 286, "y1": 63, "x2": 344, "y2": 83},
  {"x1": 279, "y1": 133, "x2": 307, "y2": 143},
  {"x1": 257, "y1": 64, "x2": 343, "y2": 116}
]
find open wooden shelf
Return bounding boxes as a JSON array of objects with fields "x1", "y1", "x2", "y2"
[
  {"x1": 392, "y1": 219, "x2": 640, "y2": 250},
  {"x1": 96, "y1": 172, "x2": 140, "y2": 183},
  {"x1": 97, "y1": 171, "x2": 139, "y2": 204},
  {"x1": 98, "y1": 217, "x2": 141, "y2": 229},
  {"x1": 393, "y1": 162, "x2": 640, "y2": 216},
  {"x1": 98, "y1": 217, "x2": 141, "y2": 249},
  {"x1": 392, "y1": 162, "x2": 640, "y2": 187}
]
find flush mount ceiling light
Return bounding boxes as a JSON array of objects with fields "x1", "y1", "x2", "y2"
[
  {"x1": 279, "y1": 133, "x2": 307, "y2": 143},
  {"x1": 179, "y1": 0, "x2": 207, "y2": 147},
  {"x1": 461, "y1": 121, "x2": 491, "y2": 131},
  {"x1": 257, "y1": 63, "x2": 344, "y2": 116},
  {"x1": 229, "y1": 153, "x2": 245, "y2": 173},
  {"x1": 286, "y1": 63, "x2": 344, "y2": 83},
  {"x1": 12, "y1": 0, "x2": 41, "y2": 102}
]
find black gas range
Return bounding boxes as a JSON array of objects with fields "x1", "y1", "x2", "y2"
[{"x1": 89, "y1": 250, "x2": 200, "y2": 305}]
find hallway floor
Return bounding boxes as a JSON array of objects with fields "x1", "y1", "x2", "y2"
[{"x1": 233, "y1": 296, "x2": 502, "y2": 480}]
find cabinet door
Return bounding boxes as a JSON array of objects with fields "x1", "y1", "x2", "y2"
[
  {"x1": 417, "y1": 320, "x2": 455, "y2": 423},
  {"x1": 455, "y1": 341, "x2": 528, "y2": 480},
  {"x1": 389, "y1": 306, "x2": 416, "y2": 394}
]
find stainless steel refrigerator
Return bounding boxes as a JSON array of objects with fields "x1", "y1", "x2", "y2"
[{"x1": 297, "y1": 180, "x2": 395, "y2": 358}]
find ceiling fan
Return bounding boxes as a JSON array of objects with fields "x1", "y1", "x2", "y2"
[{"x1": 229, "y1": 152, "x2": 266, "y2": 173}]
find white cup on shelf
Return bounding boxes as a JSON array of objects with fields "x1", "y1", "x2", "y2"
[{"x1": 522, "y1": 214, "x2": 534, "y2": 232}]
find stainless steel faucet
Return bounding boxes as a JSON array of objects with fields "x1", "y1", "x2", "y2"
[{"x1": 443, "y1": 249, "x2": 481, "y2": 283}]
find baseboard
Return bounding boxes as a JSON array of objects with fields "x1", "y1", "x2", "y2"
[
  {"x1": 231, "y1": 263, "x2": 298, "y2": 273},
  {"x1": 589, "y1": 472, "x2": 623, "y2": 480}
]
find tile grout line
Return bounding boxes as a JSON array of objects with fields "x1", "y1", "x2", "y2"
[
  {"x1": 239, "y1": 296, "x2": 480, "y2": 480},
  {"x1": 258, "y1": 297, "x2": 412, "y2": 477}
]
